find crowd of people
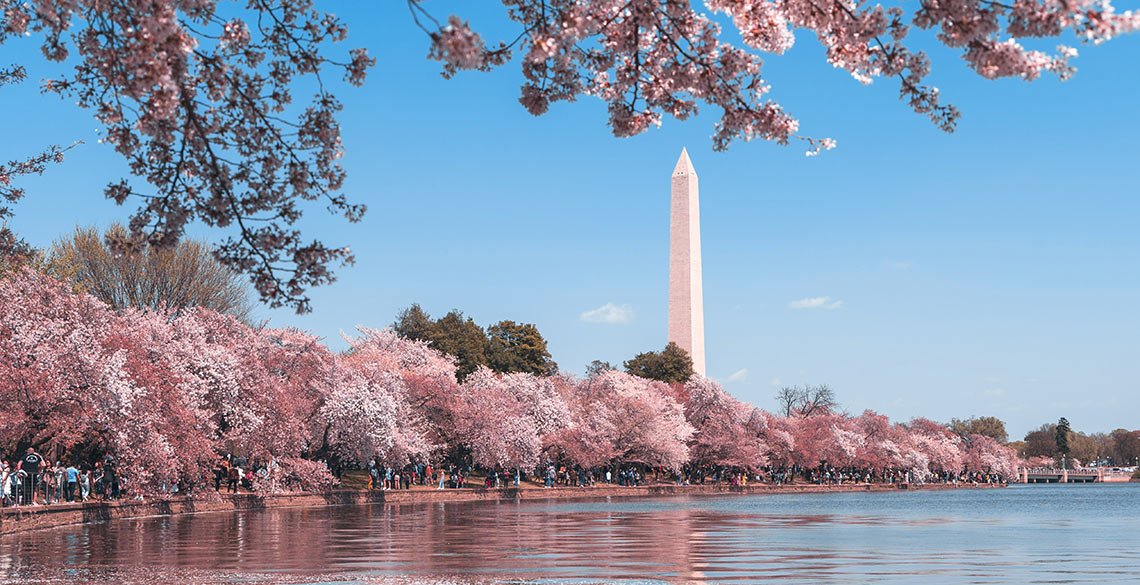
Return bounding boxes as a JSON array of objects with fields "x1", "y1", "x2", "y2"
[
  {"x1": 344, "y1": 459, "x2": 1010, "y2": 494},
  {"x1": 1, "y1": 447, "x2": 123, "y2": 508},
  {"x1": 1, "y1": 453, "x2": 1008, "y2": 510}
]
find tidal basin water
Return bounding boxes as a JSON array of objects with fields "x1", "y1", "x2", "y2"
[{"x1": 2, "y1": 484, "x2": 1138, "y2": 584}]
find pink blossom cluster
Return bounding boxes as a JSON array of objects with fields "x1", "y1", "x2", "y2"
[
  {"x1": 0, "y1": 267, "x2": 1021, "y2": 498},
  {"x1": 414, "y1": 0, "x2": 1138, "y2": 151}
]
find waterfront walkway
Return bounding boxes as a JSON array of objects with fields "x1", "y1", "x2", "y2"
[{"x1": 0, "y1": 481, "x2": 1002, "y2": 535}]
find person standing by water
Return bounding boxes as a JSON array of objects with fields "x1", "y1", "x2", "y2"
[
  {"x1": 53, "y1": 462, "x2": 66, "y2": 503},
  {"x1": 22, "y1": 447, "x2": 43, "y2": 505},
  {"x1": 80, "y1": 467, "x2": 91, "y2": 502},
  {"x1": 227, "y1": 463, "x2": 240, "y2": 493},
  {"x1": 105, "y1": 456, "x2": 121, "y2": 500},
  {"x1": 65, "y1": 463, "x2": 79, "y2": 502},
  {"x1": 92, "y1": 462, "x2": 105, "y2": 501},
  {"x1": 42, "y1": 461, "x2": 55, "y2": 505}
]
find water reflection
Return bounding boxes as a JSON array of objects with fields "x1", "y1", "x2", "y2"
[{"x1": 2, "y1": 485, "x2": 1138, "y2": 584}]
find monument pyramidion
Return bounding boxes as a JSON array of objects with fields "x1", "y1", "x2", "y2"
[{"x1": 668, "y1": 148, "x2": 706, "y2": 376}]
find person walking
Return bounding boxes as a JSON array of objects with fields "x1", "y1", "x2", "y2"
[
  {"x1": 214, "y1": 457, "x2": 228, "y2": 491},
  {"x1": 227, "y1": 463, "x2": 240, "y2": 493},
  {"x1": 80, "y1": 467, "x2": 91, "y2": 502},
  {"x1": 42, "y1": 461, "x2": 55, "y2": 505},
  {"x1": 65, "y1": 463, "x2": 79, "y2": 502},
  {"x1": 53, "y1": 462, "x2": 65, "y2": 503},
  {"x1": 92, "y1": 462, "x2": 105, "y2": 501}
]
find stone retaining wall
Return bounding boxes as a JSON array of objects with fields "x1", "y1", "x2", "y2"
[{"x1": 0, "y1": 482, "x2": 1002, "y2": 535}]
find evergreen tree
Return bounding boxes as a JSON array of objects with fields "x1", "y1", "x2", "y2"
[
  {"x1": 392, "y1": 305, "x2": 558, "y2": 381},
  {"x1": 1055, "y1": 417, "x2": 1072, "y2": 459},
  {"x1": 428, "y1": 310, "x2": 489, "y2": 382},
  {"x1": 391, "y1": 303, "x2": 435, "y2": 342},
  {"x1": 486, "y1": 320, "x2": 558, "y2": 376},
  {"x1": 623, "y1": 342, "x2": 693, "y2": 384}
]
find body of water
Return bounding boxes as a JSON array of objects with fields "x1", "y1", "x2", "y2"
[{"x1": 2, "y1": 484, "x2": 1137, "y2": 584}]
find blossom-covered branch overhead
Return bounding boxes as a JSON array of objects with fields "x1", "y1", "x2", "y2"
[
  {"x1": 415, "y1": 0, "x2": 1138, "y2": 153},
  {"x1": 1, "y1": 0, "x2": 376, "y2": 313}
]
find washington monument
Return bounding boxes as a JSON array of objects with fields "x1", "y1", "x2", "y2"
[{"x1": 668, "y1": 148, "x2": 706, "y2": 376}]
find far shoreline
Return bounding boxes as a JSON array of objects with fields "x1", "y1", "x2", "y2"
[{"x1": 0, "y1": 481, "x2": 1007, "y2": 536}]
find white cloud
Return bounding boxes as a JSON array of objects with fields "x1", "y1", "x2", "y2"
[
  {"x1": 983, "y1": 387, "x2": 1008, "y2": 398},
  {"x1": 725, "y1": 368, "x2": 749, "y2": 383},
  {"x1": 887, "y1": 260, "x2": 915, "y2": 270},
  {"x1": 788, "y1": 296, "x2": 843, "y2": 310},
  {"x1": 579, "y1": 302, "x2": 634, "y2": 324}
]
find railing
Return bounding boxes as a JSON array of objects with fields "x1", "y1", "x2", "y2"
[{"x1": 1020, "y1": 467, "x2": 1136, "y2": 483}]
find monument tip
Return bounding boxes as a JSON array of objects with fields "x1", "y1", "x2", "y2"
[{"x1": 673, "y1": 147, "x2": 696, "y2": 177}]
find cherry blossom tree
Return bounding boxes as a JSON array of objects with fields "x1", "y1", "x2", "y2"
[
  {"x1": 167, "y1": 309, "x2": 335, "y2": 462},
  {"x1": 905, "y1": 417, "x2": 964, "y2": 473},
  {"x1": 555, "y1": 370, "x2": 693, "y2": 469},
  {"x1": 849, "y1": 409, "x2": 900, "y2": 471},
  {"x1": 1, "y1": 0, "x2": 375, "y2": 313},
  {"x1": 962, "y1": 433, "x2": 1019, "y2": 478},
  {"x1": 323, "y1": 327, "x2": 444, "y2": 466},
  {"x1": 683, "y1": 376, "x2": 768, "y2": 468},
  {"x1": 322, "y1": 367, "x2": 434, "y2": 467},
  {"x1": 450, "y1": 367, "x2": 571, "y2": 469},
  {"x1": 0, "y1": 268, "x2": 219, "y2": 494},
  {"x1": 415, "y1": 0, "x2": 1138, "y2": 154},
  {"x1": 0, "y1": 268, "x2": 122, "y2": 454},
  {"x1": 2, "y1": 264, "x2": 1027, "y2": 495}
]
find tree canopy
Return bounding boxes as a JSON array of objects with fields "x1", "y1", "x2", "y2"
[
  {"x1": 948, "y1": 416, "x2": 1009, "y2": 444},
  {"x1": 392, "y1": 304, "x2": 558, "y2": 381},
  {"x1": 487, "y1": 320, "x2": 558, "y2": 377},
  {"x1": 775, "y1": 384, "x2": 838, "y2": 418},
  {"x1": 44, "y1": 224, "x2": 254, "y2": 321},
  {"x1": 623, "y1": 342, "x2": 693, "y2": 383}
]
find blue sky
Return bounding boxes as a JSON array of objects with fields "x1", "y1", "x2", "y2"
[{"x1": 4, "y1": 2, "x2": 1138, "y2": 439}]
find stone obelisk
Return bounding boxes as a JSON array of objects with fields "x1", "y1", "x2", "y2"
[{"x1": 668, "y1": 148, "x2": 706, "y2": 376}]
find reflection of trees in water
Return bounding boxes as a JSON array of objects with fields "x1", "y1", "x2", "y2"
[
  {"x1": 0, "y1": 499, "x2": 859, "y2": 582},
  {"x1": 1, "y1": 500, "x2": 713, "y2": 581},
  {"x1": 373, "y1": 498, "x2": 707, "y2": 581}
]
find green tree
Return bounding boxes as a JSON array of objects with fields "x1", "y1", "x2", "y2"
[
  {"x1": 392, "y1": 305, "x2": 559, "y2": 382},
  {"x1": 585, "y1": 360, "x2": 614, "y2": 377},
  {"x1": 623, "y1": 342, "x2": 693, "y2": 383},
  {"x1": 429, "y1": 310, "x2": 489, "y2": 382},
  {"x1": 1055, "y1": 417, "x2": 1072, "y2": 459},
  {"x1": 948, "y1": 416, "x2": 1009, "y2": 444},
  {"x1": 486, "y1": 320, "x2": 558, "y2": 376},
  {"x1": 392, "y1": 303, "x2": 435, "y2": 342},
  {"x1": 392, "y1": 304, "x2": 489, "y2": 381}
]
